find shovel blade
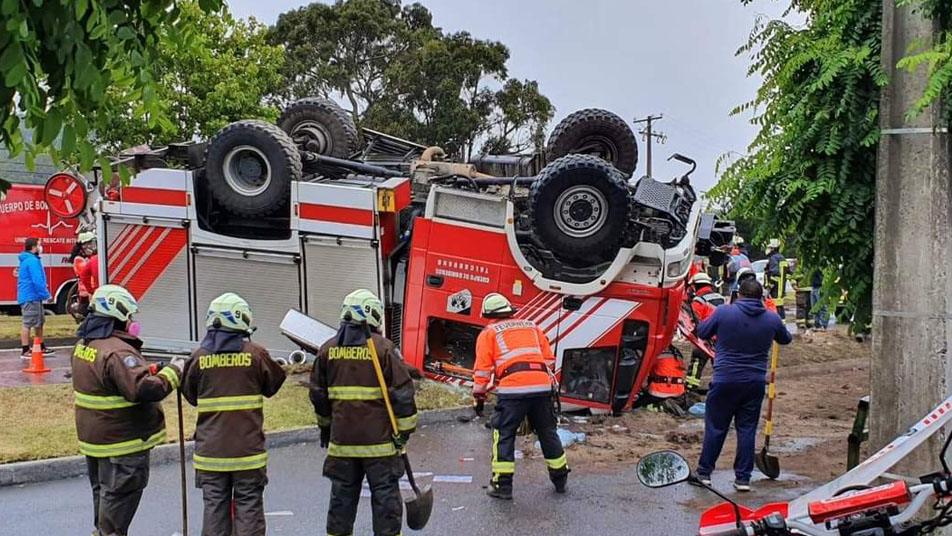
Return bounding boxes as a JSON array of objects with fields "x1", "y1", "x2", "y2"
[
  {"x1": 754, "y1": 448, "x2": 780, "y2": 479},
  {"x1": 404, "y1": 484, "x2": 434, "y2": 530}
]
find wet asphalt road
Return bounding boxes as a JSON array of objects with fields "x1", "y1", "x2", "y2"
[{"x1": 0, "y1": 418, "x2": 815, "y2": 536}]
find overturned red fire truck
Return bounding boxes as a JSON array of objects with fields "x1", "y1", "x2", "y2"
[{"x1": 45, "y1": 99, "x2": 731, "y2": 413}]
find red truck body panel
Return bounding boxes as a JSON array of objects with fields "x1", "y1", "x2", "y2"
[{"x1": 0, "y1": 184, "x2": 78, "y2": 307}]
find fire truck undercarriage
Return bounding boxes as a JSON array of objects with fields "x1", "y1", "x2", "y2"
[{"x1": 48, "y1": 98, "x2": 733, "y2": 413}]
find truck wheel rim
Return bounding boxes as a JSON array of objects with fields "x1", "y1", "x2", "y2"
[
  {"x1": 554, "y1": 185, "x2": 608, "y2": 238},
  {"x1": 223, "y1": 145, "x2": 272, "y2": 197},
  {"x1": 572, "y1": 135, "x2": 618, "y2": 165},
  {"x1": 292, "y1": 120, "x2": 333, "y2": 154}
]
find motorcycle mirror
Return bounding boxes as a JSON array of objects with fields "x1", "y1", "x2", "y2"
[{"x1": 637, "y1": 451, "x2": 691, "y2": 488}]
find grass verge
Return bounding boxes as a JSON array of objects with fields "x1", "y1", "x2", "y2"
[
  {"x1": 0, "y1": 374, "x2": 469, "y2": 464},
  {"x1": 0, "y1": 314, "x2": 78, "y2": 341}
]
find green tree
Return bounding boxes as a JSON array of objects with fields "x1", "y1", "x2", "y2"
[
  {"x1": 713, "y1": 1, "x2": 885, "y2": 326},
  {"x1": 271, "y1": 0, "x2": 554, "y2": 159},
  {"x1": 482, "y1": 79, "x2": 555, "y2": 155},
  {"x1": 0, "y1": 0, "x2": 223, "y2": 191},
  {"x1": 895, "y1": 0, "x2": 952, "y2": 119},
  {"x1": 90, "y1": 2, "x2": 285, "y2": 151}
]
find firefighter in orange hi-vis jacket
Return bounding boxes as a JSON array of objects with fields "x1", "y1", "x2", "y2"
[{"x1": 473, "y1": 293, "x2": 569, "y2": 500}]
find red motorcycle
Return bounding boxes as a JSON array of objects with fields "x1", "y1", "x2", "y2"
[{"x1": 638, "y1": 392, "x2": 952, "y2": 535}]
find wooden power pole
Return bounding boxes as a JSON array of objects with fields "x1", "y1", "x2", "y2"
[
  {"x1": 634, "y1": 114, "x2": 665, "y2": 177},
  {"x1": 873, "y1": 0, "x2": 952, "y2": 474}
]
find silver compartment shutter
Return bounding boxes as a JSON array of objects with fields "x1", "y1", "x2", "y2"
[
  {"x1": 303, "y1": 236, "x2": 382, "y2": 328},
  {"x1": 194, "y1": 248, "x2": 301, "y2": 355},
  {"x1": 105, "y1": 220, "x2": 192, "y2": 349}
]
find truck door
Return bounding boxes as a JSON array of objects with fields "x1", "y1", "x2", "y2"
[
  {"x1": 194, "y1": 247, "x2": 302, "y2": 356},
  {"x1": 549, "y1": 297, "x2": 644, "y2": 411},
  {"x1": 103, "y1": 217, "x2": 193, "y2": 350},
  {"x1": 301, "y1": 235, "x2": 383, "y2": 329}
]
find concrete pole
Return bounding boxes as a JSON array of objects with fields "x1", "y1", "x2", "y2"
[{"x1": 872, "y1": 0, "x2": 951, "y2": 475}]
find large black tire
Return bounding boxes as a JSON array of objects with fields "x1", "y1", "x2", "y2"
[
  {"x1": 205, "y1": 120, "x2": 302, "y2": 217},
  {"x1": 529, "y1": 154, "x2": 631, "y2": 263},
  {"x1": 546, "y1": 109, "x2": 638, "y2": 176},
  {"x1": 277, "y1": 98, "x2": 359, "y2": 158}
]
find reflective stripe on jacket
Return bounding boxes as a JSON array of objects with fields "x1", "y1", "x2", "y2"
[
  {"x1": 646, "y1": 351, "x2": 686, "y2": 399},
  {"x1": 181, "y1": 340, "x2": 286, "y2": 472},
  {"x1": 309, "y1": 331, "x2": 417, "y2": 458},
  {"x1": 691, "y1": 286, "x2": 725, "y2": 322},
  {"x1": 71, "y1": 332, "x2": 178, "y2": 458},
  {"x1": 473, "y1": 318, "x2": 555, "y2": 398}
]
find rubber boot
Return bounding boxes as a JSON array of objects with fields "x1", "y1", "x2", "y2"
[
  {"x1": 487, "y1": 475, "x2": 513, "y2": 500},
  {"x1": 549, "y1": 467, "x2": 570, "y2": 494}
]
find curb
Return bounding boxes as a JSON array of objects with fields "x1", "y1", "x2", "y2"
[
  {"x1": 0, "y1": 337, "x2": 76, "y2": 350},
  {"x1": 0, "y1": 406, "x2": 470, "y2": 488}
]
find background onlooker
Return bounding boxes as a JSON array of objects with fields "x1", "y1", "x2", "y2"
[
  {"x1": 17, "y1": 237, "x2": 53, "y2": 357},
  {"x1": 811, "y1": 271, "x2": 829, "y2": 330}
]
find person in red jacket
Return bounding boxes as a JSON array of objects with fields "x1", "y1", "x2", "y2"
[
  {"x1": 686, "y1": 273, "x2": 725, "y2": 388},
  {"x1": 473, "y1": 293, "x2": 568, "y2": 499},
  {"x1": 71, "y1": 232, "x2": 96, "y2": 316}
]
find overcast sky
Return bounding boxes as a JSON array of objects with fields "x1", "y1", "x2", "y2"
[{"x1": 228, "y1": 0, "x2": 790, "y2": 192}]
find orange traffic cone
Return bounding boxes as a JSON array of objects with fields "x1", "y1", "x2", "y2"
[{"x1": 22, "y1": 336, "x2": 50, "y2": 374}]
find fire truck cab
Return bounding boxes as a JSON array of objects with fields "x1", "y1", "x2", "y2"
[{"x1": 47, "y1": 101, "x2": 731, "y2": 413}]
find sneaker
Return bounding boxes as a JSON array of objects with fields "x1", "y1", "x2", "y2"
[
  {"x1": 20, "y1": 346, "x2": 30, "y2": 359},
  {"x1": 42, "y1": 345, "x2": 55, "y2": 355},
  {"x1": 689, "y1": 472, "x2": 712, "y2": 487},
  {"x1": 733, "y1": 480, "x2": 751, "y2": 492}
]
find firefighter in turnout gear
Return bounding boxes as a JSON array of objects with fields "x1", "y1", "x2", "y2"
[
  {"x1": 71, "y1": 285, "x2": 182, "y2": 536},
  {"x1": 181, "y1": 293, "x2": 287, "y2": 536},
  {"x1": 687, "y1": 272, "x2": 726, "y2": 389},
  {"x1": 473, "y1": 293, "x2": 569, "y2": 500},
  {"x1": 310, "y1": 289, "x2": 418, "y2": 536},
  {"x1": 732, "y1": 267, "x2": 779, "y2": 313}
]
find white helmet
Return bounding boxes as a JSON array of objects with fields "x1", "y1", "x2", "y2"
[
  {"x1": 481, "y1": 293, "x2": 514, "y2": 317},
  {"x1": 206, "y1": 292, "x2": 254, "y2": 332},
  {"x1": 689, "y1": 273, "x2": 713, "y2": 286},
  {"x1": 90, "y1": 285, "x2": 138, "y2": 322},
  {"x1": 736, "y1": 267, "x2": 756, "y2": 282}
]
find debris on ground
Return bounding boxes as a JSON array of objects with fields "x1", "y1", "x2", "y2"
[{"x1": 555, "y1": 329, "x2": 870, "y2": 485}]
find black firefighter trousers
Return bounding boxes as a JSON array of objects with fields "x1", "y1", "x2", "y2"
[
  {"x1": 324, "y1": 454, "x2": 405, "y2": 536},
  {"x1": 195, "y1": 468, "x2": 268, "y2": 536},
  {"x1": 491, "y1": 394, "x2": 569, "y2": 488},
  {"x1": 86, "y1": 451, "x2": 150, "y2": 536}
]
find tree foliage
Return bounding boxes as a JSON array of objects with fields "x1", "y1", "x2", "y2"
[
  {"x1": 0, "y1": 0, "x2": 223, "y2": 191},
  {"x1": 271, "y1": 0, "x2": 553, "y2": 159},
  {"x1": 90, "y1": 2, "x2": 285, "y2": 152},
  {"x1": 713, "y1": 0, "x2": 885, "y2": 326},
  {"x1": 895, "y1": 0, "x2": 952, "y2": 119}
]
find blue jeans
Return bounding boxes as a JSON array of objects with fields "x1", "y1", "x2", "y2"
[
  {"x1": 697, "y1": 381, "x2": 765, "y2": 482},
  {"x1": 811, "y1": 288, "x2": 828, "y2": 328}
]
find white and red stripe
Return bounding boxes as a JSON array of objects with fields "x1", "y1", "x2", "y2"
[
  {"x1": 118, "y1": 169, "x2": 189, "y2": 219},
  {"x1": 297, "y1": 183, "x2": 376, "y2": 239},
  {"x1": 106, "y1": 223, "x2": 186, "y2": 299}
]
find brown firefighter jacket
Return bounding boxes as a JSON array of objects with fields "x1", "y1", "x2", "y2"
[
  {"x1": 181, "y1": 340, "x2": 286, "y2": 472},
  {"x1": 71, "y1": 332, "x2": 180, "y2": 458},
  {"x1": 309, "y1": 330, "x2": 417, "y2": 458}
]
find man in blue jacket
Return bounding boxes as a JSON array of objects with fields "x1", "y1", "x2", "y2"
[
  {"x1": 693, "y1": 278, "x2": 792, "y2": 492},
  {"x1": 18, "y1": 237, "x2": 52, "y2": 357}
]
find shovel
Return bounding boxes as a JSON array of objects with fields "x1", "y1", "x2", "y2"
[
  {"x1": 754, "y1": 342, "x2": 781, "y2": 479},
  {"x1": 366, "y1": 336, "x2": 434, "y2": 531}
]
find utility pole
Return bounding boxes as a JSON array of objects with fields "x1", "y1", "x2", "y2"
[
  {"x1": 873, "y1": 0, "x2": 952, "y2": 478},
  {"x1": 633, "y1": 114, "x2": 665, "y2": 177}
]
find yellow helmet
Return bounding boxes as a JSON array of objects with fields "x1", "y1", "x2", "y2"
[
  {"x1": 481, "y1": 293, "x2": 514, "y2": 317},
  {"x1": 341, "y1": 289, "x2": 384, "y2": 328},
  {"x1": 206, "y1": 292, "x2": 253, "y2": 332},
  {"x1": 90, "y1": 285, "x2": 138, "y2": 322}
]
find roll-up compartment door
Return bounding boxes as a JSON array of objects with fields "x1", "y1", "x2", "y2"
[
  {"x1": 104, "y1": 218, "x2": 193, "y2": 349},
  {"x1": 303, "y1": 235, "x2": 383, "y2": 328},
  {"x1": 194, "y1": 247, "x2": 301, "y2": 355}
]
